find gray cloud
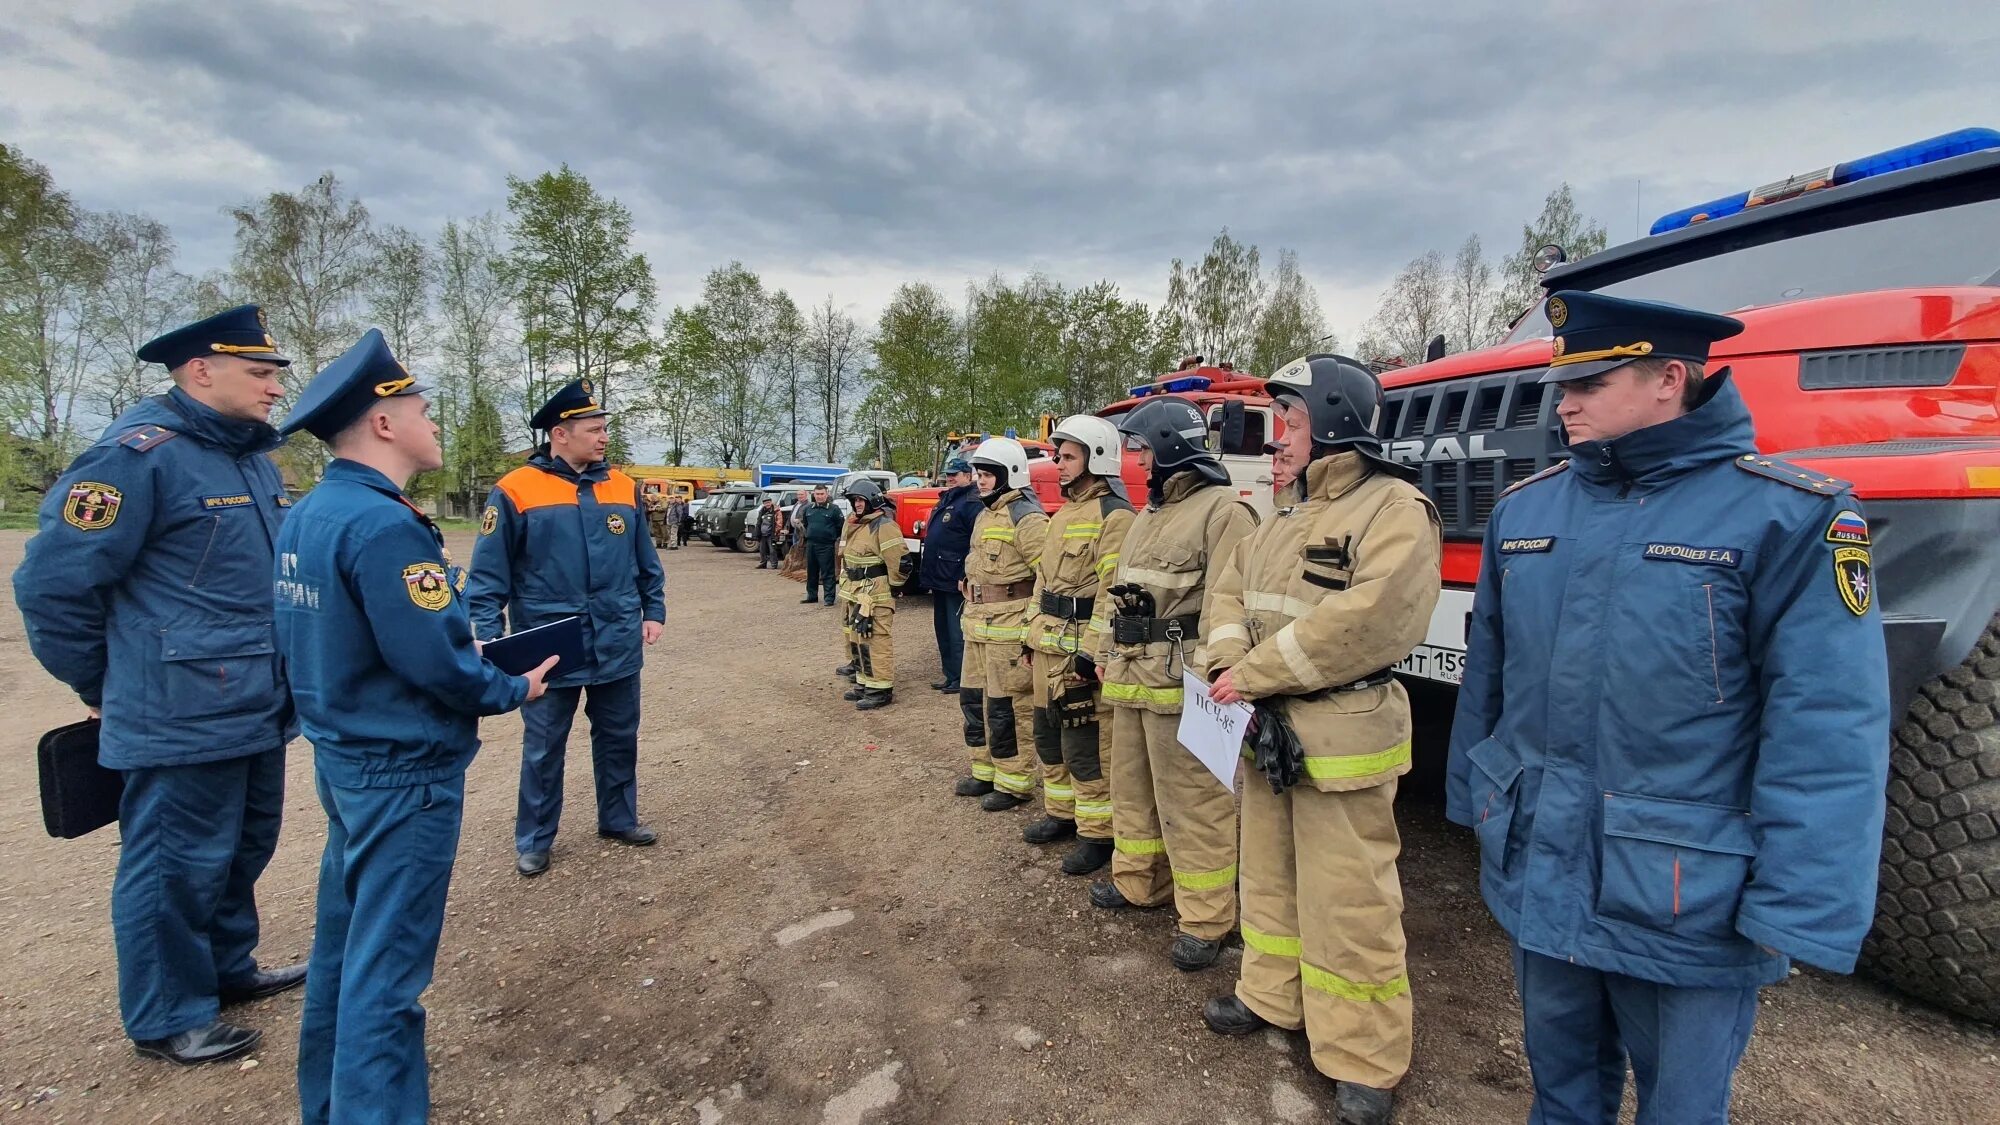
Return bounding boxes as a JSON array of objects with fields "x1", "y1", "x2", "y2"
[{"x1": 8, "y1": 0, "x2": 1999, "y2": 337}]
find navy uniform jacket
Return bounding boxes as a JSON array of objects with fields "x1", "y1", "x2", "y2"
[
  {"x1": 465, "y1": 452, "x2": 665, "y2": 689},
  {"x1": 15, "y1": 389, "x2": 297, "y2": 769},
  {"x1": 1445, "y1": 373, "x2": 1890, "y2": 988},
  {"x1": 274, "y1": 460, "x2": 526, "y2": 787},
  {"x1": 919, "y1": 482, "x2": 983, "y2": 591}
]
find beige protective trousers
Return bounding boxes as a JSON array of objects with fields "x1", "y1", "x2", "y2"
[
  {"x1": 1106, "y1": 708, "x2": 1238, "y2": 939},
  {"x1": 1029, "y1": 649, "x2": 1112, "y2": 832},
  {"x1": 959, "y1": 638, "x2": 1039, "y2": 798},
  {"x1": 1236, "y1": 775, "x2": 1412, "y2": 1090}
]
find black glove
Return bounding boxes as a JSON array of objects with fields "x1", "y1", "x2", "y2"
[
  {"x1": 897, "y1": 554, "x2": 915, "y2": 576},
  {"x1": 1247, "y1": 701, "x2": 1304, "y2": 793},
  {"x1": 1072, "y1": 652, "x2": 1097, "y2": 681}
]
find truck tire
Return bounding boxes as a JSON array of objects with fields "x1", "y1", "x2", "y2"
[{"x1": 1864, "y1": 610, "x2": 2000, "y2": 1024}]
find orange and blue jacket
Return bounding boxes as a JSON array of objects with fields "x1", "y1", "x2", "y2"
[{"x1": 466, "y1": 452, "x2": 666, "y2": 687}]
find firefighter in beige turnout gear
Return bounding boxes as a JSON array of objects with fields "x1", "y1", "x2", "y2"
[
  {"x1": 1091, "y1": 396, "x2": 1258, "y2": 971},
  {"x1": 1024, "y1": 415, "x2": 1135, "y2": 876},
  {"x1": 1201, "y1": 356, "x2": 1441, "y2": 1125},
  {"x1": 953, "y1": 437, "x2": 1050, "y2": 807},
  {"x1": 834, "y1": 479, "x2": 908, "y2": 711}
]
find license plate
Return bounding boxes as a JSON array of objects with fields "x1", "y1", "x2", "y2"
[{"x1": 1394, "y1": 588, "x2": 1474, "y2": 686}]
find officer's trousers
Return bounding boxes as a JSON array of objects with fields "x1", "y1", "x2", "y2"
[
  {"x1": 113, "y1": 749, "x2": 285, "y2": 1039},
  {"x1": 1106, "y1": 707, "x2": 1238, "y2": 939},
  {"x1": 1029, "y1": 649, "x2": 1112, "y2": 834},
  {"x1": 843, "y1": 601, "x2": 895, "y2": 691},
  {"x1": 1237, "y1": 776, "x2": 1411, "y2": 1090},
  {"x1": 515, "y1": 673, "x2": 642, "y2": 854},
  {"x1": 804, "y1": 543, "x2": 836, "y2": 602},
  {"x1": 298, "y1": 771, "x2": 463, "y2": 1125},
  {"x1": 931, "y1": 588, "x2": 967, "y2": 687},
  {"x1": 1513, "y1": 946, "x2": 1758, "y2": 1125},
  {"x1": 959, "y1": 638, "x2": 1036, "y2": 794}
]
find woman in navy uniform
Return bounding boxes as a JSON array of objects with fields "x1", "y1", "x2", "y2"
[
  {"x1": 274, "y1": 330, "x2": 557, "y2": 1124},
  {"x1": 14, "y1": 305, "x2": 305, "y2": 1066},
  {"x1": 1446, "y1": 292, "x2": 1891, "y2": 1124}
]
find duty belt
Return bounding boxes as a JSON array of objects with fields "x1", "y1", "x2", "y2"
[
  {"x1": 1039, "y1": 590, "x2": 1094, "y2": 620},
  {"x1": 846, "y1": 563, "x2": 889, "y2": 580},
  {"x1": 1111, "y1": 612, "x2": 1199, "y2": 646},
  {"x1": 970, "y1": 579, "x2": 1034, "y2": 604},
  {"x1": 1304, "y1": 666, "x2": 1397, "y2": 697}
]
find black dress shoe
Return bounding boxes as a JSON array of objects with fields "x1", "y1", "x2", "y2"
[
  {"x1": 823, "y1": 599, "x2": 836, "y2": 606},
  {"x1": 1171, "y1": 932, "x2": 1224, "y2": 971},
  {"x1": 1089, "y1": 880, "x2": 1131, "y2": 910},
  {"x1": 219, "y1": 963, "x2": 307, "y2": 1005},
  {"x1": 517, "y1": 851, "x2": 550, "y2": 877},
  {"x1": 133, "y1": 1020, "x2": 261, "y2": 1066},
  {"x1": 1203, "y1": 994, "x2": 1271, "y2": 1036},
  {"x1": 1061, "y1": 836, "x2": 1113, "y2": 875},
  {"x1": 980, "y1": 790, "x2": 1028, "y2": 812},
  {"x1": 939, "y1": 683, "x2": 961, "y2": 695},
  {"x1": 931, "y1": 678, "x2": 952, "y2": 690},
  {"x1": 1335, "y1": 1082, "x2": 1395, "y2": 1125},
  {"x1": 955, "y1": 776, "x2": 994, "y2": 797},
  {"x1": 800, "y1": 596, "x2": 818, "y2": 603},
  {"x1": 1023, "y1": 816, "x2": 1077, "y2": 845},
  {"x1": 855, "y1": 688, "x2": 894, "y2": 711},
  {"x1": 598, "y1": 826, "x2": 658, "y2": 846}
]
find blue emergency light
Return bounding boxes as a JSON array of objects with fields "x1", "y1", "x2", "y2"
[
  {"x1": 1127, "y1": 374, "x2": 1213, "y2": 397},
  {"x1": 1649, "y1": 127, "x2": 2000, "y2": 236}
]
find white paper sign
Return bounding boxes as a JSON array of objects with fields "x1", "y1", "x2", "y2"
[{"x1": 1176, "y1": 668, "x2": 1254, "y2": 793}]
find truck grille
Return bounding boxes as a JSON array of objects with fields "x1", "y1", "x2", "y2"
[
  {"x1": 1798, "y1": 344, "x2": 1964, "y2": 389},
  {"x1": 1381, "y1": 369, "x2": 1569, "y2": 541}
]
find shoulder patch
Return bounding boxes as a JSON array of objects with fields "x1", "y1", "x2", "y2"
[
  {"x1": 116, "y1": 424, "x2": 179, "y2": 453},
  {"x1": 402, "y1": 562, "x2": 452, "y2": 611},
  {"x1": 63, "y1": 481, "x2": 124, "y2": 530},
  {"x1": 480, "y1": 505, "x2": 498, "y2": 535},
  {"x1": 1500, "y1": 460, "x2": 1568, "y2": 498},
  {"x1": 1007, "y1": 493, "x2": 1044, "y2": 522},
  {"x1": 1733, "y1": 454, "x2": 1851, "y2": 495},
  {"x1": 1099, "y1": 492, "x2": 1135, "y2": 516},
  {"x1": 1834, "y1": 546, "x2": 1873, "y2": 616},
  {"x1": 1825, "y1": 508, "x2": 1870, "y2": 547}
]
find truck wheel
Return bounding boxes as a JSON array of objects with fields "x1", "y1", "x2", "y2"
[{"x1": 1865, "y1": 610, "x2": 2000, "y2": 1024}]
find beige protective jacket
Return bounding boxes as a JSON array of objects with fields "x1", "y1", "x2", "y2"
[
  {"x1": 962, "y1": 487, "x2": 1049, "y2": 649},
  {"x1": 1204, "y1": 452, "x2": 1442, "y2": 791},
  {"x1": 1101, "y1": 471, "x2": 1258, "y2": 713},
  {"x1": 1027, "y1": 477, "x2": 1135, "y2": 662},
  {"x1": 837, "y1": 511, "x2": 908, "y2": 610}
]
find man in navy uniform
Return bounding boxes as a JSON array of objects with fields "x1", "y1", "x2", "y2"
[
  {"x1": 1446, "y1": 291, "x2": 1891, "y2": 1124},
  {"x1": 922, "y1": 455, "x2": 983, "y2": 695},
  {"x1": 14, "y1": 304, "x2": 305, "y2": 1066},
  {"x1": 275, "y1": 329, "x2": 557, "y2": 1123},
  {"x1": 466, "y1": 379, "x2": 667, "y2": 877}
]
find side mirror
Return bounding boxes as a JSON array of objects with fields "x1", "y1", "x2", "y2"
[
  {"x1": 1218, "y1": 399, "x2": 1248, "y2": 455},
  {"x1": 1425, "y1": 335, "x2": 1447, "y2": 363}
]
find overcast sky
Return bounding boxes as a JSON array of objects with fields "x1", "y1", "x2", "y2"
[{"x1": 5, "y1": 0, "x2": 1998, "y2": 347}]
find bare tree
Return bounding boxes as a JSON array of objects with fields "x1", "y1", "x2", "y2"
[
  {"x1": 0, "y1": 144, "x2": 108, "y2": 468},
  {"x1": 769, "y1": 291, "x2": 805, "y2": 460},
  {"x1": 1249, "y1": 249, "x2": 1329, "y2": 375},
  {"x1": 1363, "y1": 250, "x2": 1449, "y2": 365},
  {"x1": 804, "y1": 296, "x2": 863, "y2": 462},
  {"x1": 229, "y1": 171, "x2": 376, "y2": 395},
  {"x1": 82, "y1": 211, "x2": 194, "y2": 418},
  {"x1": 366, "y1": 225, "x2": 435, "y2": 366},
  {"x1": 1448, "y1": 235, "x2": 1495, "y2": 353}
]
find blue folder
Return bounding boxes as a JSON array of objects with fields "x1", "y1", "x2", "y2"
[{"x1": 483, "y1": 615, "x2": 585, "y2": 677}]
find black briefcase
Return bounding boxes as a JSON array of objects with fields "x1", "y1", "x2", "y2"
[{"x1": 36, "y1": 719, "x2": 124, "y2": 839}]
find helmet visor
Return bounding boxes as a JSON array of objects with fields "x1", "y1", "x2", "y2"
[{"x1": 1122, "y1": 432, "x2": 1150, "y2": 452}]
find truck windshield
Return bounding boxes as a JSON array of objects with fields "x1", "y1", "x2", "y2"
[{"x1": 1505, "y1": 194, "x2": 2000, "y2": 343}]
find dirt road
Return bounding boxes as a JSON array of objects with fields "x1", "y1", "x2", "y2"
[{"x1": 3, "y1": 531, "x2": 1997, "y2": 1123}]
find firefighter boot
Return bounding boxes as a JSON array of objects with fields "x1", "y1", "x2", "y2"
[
  {"x1": 1335, "y1": 1083, "x2": 1394, "y2": 1125},
  {"x1": 1088, "y1": 880, "x2": 1161, "y2": 911},
  {"x1": 1202, "y1": 995, "x2": 1271, "y2": 1036},
  {"x1": 835, "y1": 663, "x2": 857, "y2": 677},
  {"x1": 955, "y1": 776, "x2": 994, "y2": 797},
  {"x1": 1023, "y1": 816, "x2": 1077, "y2": 845},
  {"x1": 981, "y1": 790, "x2": 1029, "y2": 811},
  {"x1": 843, "y1": 686, "x2": 866, "y2": 701},
  {"x1": 1171, "y1": 932, "x2": 1224, "y2": 972},
  {"x1": 855, "y1": 688, "x2": 895, "y2": 711},
  {"x1": 1061, "y1": 835, "x2": 1113, "y2": 876}
]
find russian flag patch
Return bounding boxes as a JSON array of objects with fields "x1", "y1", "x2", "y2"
[{"x1": 1825, "y1": 510, "x2": 1870, "y2": 547}]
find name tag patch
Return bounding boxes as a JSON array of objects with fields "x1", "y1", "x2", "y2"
[
  {"x1": 1643, "y1": 543, "x2": 1741, "y2": 568},
  {"x1": 1499, "y1": 537, "x2": 1554, "y2": 554},
  {"x1": 1825, "y1": 509, "x2": 1870, "y2": 547},
  {"x1": 201, "y1": 493, "x2": 254, "y2": 510}
]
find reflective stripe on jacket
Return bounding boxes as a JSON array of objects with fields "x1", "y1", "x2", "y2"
[
  {"x1": 963, "y1": 488, "x2": 1048, "y2": 647},
  {"x1": 1028, "y1": 477, "x2": 1135, "y2": 659},
  {"x1": 1102, "y1": 471, "x2": 1257, "y2": 713}
]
